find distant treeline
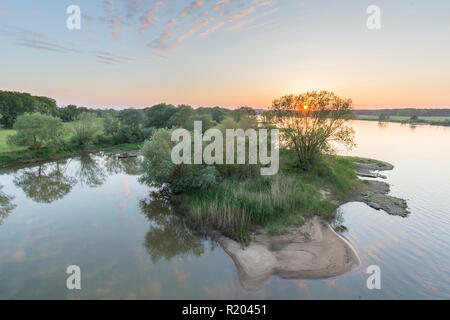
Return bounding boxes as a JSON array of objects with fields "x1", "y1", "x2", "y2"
[
  {"x1": 353, "y1": 109, "x2": 450, "y2": 117},
  {"x1": 0, "y1": 90, "x2": 258, "y2": 129},
  {"x1": 0, "y1": 90, "x2": 59, "y2": 128},
  {"x1": 0, "y1": 90, "x2": 103, "y2": 128}
]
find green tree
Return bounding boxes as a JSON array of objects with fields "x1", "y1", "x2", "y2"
[
  {"x1": 144, "y1": 103, "x2": 177, "y2": 128},
  {"x1": 103, "y1": 114, "x2": 120, "y2": 137},
  {"x1": 7, "y1": 113, "x2": 65, "y2": 151},
  {"x1": 184, "y1": 114, "x2": 217, "y2": 133},
  {"x1": 140, "y1": 128, "x2": 219, "y2": 193},
  {"x1": 270, "y1": 91, "x2": 355, "y2": 169},
  {"x1": 230, "y1": 106, "x2": 257, "y2": 122},
  {"x1": 118, "y1": 109, "x2": 143, "y2": 142},
  {"x1": 194, "y1": 106, "x2": 230, "y2": 123},
  {"x1": 166, "y1": 105, "x2": 194, "y2": 128},
  {"x1": 59, "y1": 105, "x2": 80, "y2": 122},
  {"x1": 0, "y1": 90, "x2": 58, "y2": 128},
  {"x1": 71, "y1": 112, "x2": 101, "y2": 147}
]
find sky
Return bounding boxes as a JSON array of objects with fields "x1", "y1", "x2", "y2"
[{"x1": 0, "y1": 0, "x2": 450, "y2": 110}]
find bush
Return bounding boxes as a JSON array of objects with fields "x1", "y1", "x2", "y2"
[
  {"x1": 71, "y1": 112, "x2": 101, "y2": 147},
  {"x1": 139, "y1": 128, "x2": 220, "y2": 193}
]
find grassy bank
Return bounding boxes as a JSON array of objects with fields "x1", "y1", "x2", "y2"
[
  {"x1": 180, "y1": 156, "x2": 358, "y2": 242},
  {"x1": 0, "y1": 119, "x2": 142, "y2": 167}
]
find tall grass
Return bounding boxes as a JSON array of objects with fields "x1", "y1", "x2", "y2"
[{"x1": 183, "y1": 156, "x2": 356, "y2": 242}]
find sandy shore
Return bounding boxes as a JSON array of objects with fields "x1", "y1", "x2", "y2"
[
  {"x1": 217, "y1": 217, "x2": 360, "y2": 289},
  {"x1": 217, "y1": 158, "x2": 408, "y2": 289}
]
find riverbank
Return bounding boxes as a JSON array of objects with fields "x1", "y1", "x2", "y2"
[
  {"x1": 0, "y1": 142, "x2": 142, "y2": 168},
  {"x1": 180, "y1": 155, "x2": 409, "y2": 242},
  {"x1": 179, "y1": 156, "x2": 409, "y2": 287}
]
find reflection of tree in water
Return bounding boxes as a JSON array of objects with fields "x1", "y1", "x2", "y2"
[
  {"x1": 0, "y1": 185, "x2": 16, "y2": 225},
  {"x1": 140, "y1": 190, "x2": 204, "y2": 262},
  {"x1": 377, "y1": 121, "x2": 388, "y2": 128},
  {"x1": 73, "y1": 154, "x2": 107, "y2": 187},
  {"x1": 13, "y1": 161, "x2": 77, "y2": 203},
  {"x1": 12, "y1": 153, "x2": 141, "y2": 204},
  {"x1": 104, "y1": 154, "x2": 141, "y2": 176}
]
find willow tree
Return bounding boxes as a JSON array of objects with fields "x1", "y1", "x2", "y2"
[{"x1": 270, "y1": 91, "x2": 355, "y2": 169}]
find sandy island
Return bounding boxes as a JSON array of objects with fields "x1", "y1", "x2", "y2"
[{"x1": 216, "y1": 159, "x2": 409, "y2": 289}]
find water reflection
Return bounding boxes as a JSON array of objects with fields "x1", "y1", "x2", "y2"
[
  {"x1": 330, "y1": 208, "x2": 347, "y2": 234},
  {"x1": 139, "y1": 190, "x2": 204, "y2": 262},
  {"x1": 0, "y1": 185, "x2": 16, "y2": 225},
  {"x1": 73, "y1": 154, "x2": 107, "y2": 188},
  {"x1": 104, "y1": 155, "x2": 141, "y2": 176},
  {"x1": 12, "y1": 153, "x2": 141, "y2": 204},
  {"x1": 377, "y1": 121, "x2": 388, "y2": 128},
  {"x1": 13, "y1": 161, "x2": 77, "y2": 203}
]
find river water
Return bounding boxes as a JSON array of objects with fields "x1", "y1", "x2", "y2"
[{"x1": 0, "y1": 121, "x2": 449, "y2": 299}]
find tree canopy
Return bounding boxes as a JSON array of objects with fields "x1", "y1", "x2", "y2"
[
  {"x1": 270, "y1": 91, "x2": 355, "y2": 169},
  {"x1": 7, "y1": 113, "x2": 65, "y2": 151},
  {"x1": 0, "y1": 90, "x2": 58, "y2": 128}
]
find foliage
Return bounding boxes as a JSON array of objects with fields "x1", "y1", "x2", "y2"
[
  {"x1": 119, "y1": 108, "x2": 143, "y2": 130},
  {"x1": 230, "y1": 106, "x2": 257, "y2": 122},
  {"x1": 214, "y1": 116, "x2": 261, "y2": 178},
  {"x1": 139, "y1": 128, "x2": 220, "y2": 193},
  {"x1": 166, "y1": 105, "x2": 194, "y2": 128},
  {"x1": 103, "y1": 114, "x2": 120, "y2": 137},
  {"x1": 184, "y1": 155, "x2": 357, "y2": 241},
  {"x1": 144, "y1": 103, "x2": 177, "y2": 128},
  {"x1": 184, "y1": 113, "x2": 217, "y2": 133},
  {"x1": 195, "y1": 106, "x2": 230, "y2": 123},
  {"x1": 71, "y1": 112, "x2": 101, "y2": 147},
  {"x1": 7, "y1": 113, "x2": 65, "y2": 151},
  {"x1": 270, "y1": 91, "x2": 355, "y2": 169},
  {"x1": 378, "y1": 113, "x2": 390, "y2": 122},
  {"x1": 0, "y1": 90, "x2": 58, "y2": 128},
  {"x1": 59, "y1": 104, "x2": 85, "y2": 122}
]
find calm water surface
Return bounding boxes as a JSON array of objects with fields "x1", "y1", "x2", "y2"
[{"x1": 0, "y1": 121, "x2": 449, "y2": 299}]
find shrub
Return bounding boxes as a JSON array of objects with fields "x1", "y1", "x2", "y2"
[
  {"x1": 139, "y1": 128, "x2": 220, "y2": 193},
  {"x1": 71, "y1": 112, "x2": 101, "y2": 147}
]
